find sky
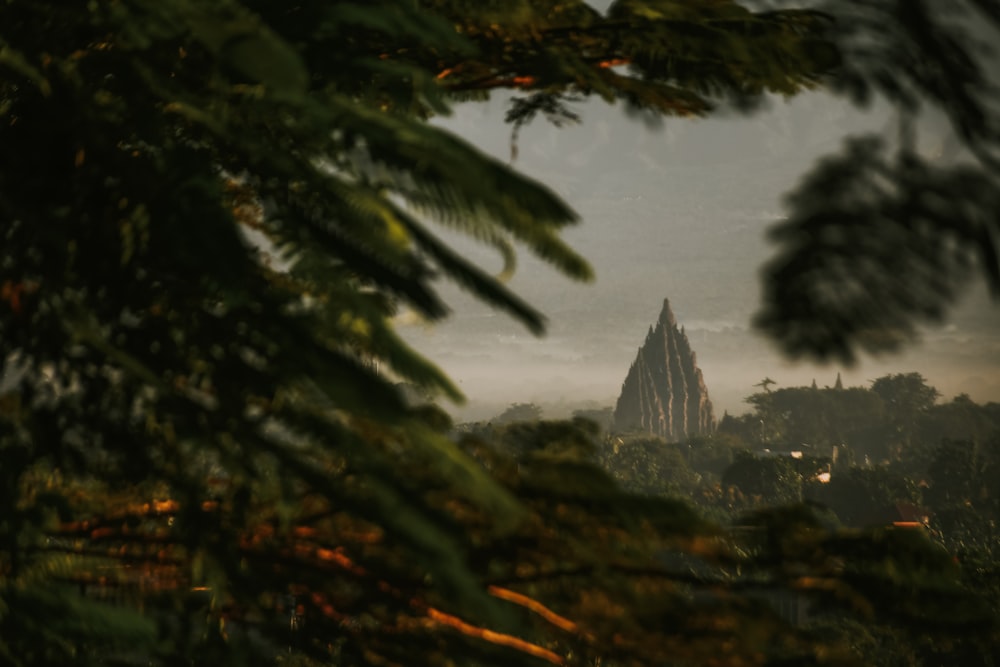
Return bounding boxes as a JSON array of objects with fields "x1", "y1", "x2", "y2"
[{"x1": 397, "y1": 90, "x2": 1000, "y2": 422}]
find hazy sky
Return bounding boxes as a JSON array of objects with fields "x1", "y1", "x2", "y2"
[{"x1": 399, "y1": 90, "x2": 1000, "y2": 422}]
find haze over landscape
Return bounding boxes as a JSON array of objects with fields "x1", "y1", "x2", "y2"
[
  {"x1": 9, "y1": 3, "x2": 1000, "y2": 663},
  {"x1": 400, "y1": 92, "x2": 1000, "y2": 421}
]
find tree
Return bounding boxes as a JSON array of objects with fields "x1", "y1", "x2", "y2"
[
  {"x1": 493, "y1": 403, "x2": 545, "y2": 425},
  {"x1": 3, "y1": 1, "x2": 999, "y2": 665},
  {"x1": 722, "y1": 452, "x2": 804, "y2": 508},
  {"x1": 925, "y1": 439, "x2": 982, "y2": 508},
  {"x1": 924, "y1": 436, "x2": 1000, "y2": 662},
  {"x1": 872, "y1": 374, "x2": 940, "y2": 415},
  {"x1": 570, "y1": 406, "x2": 615, "y2": 433},
  {"x1": 754, "y1": 377, "x2": 778, "y2": 393},
  {"x1": 825, "y1": 386, "x2": 888, "y2": 462},
  {"x1": 808, "y1": 466, "x2": 921, "y2": 527},
  {"x1": 744, "y1": 391, "x2": 788, "y2": 446},
  {"x1": 872, "y1": 373, "x2": 940, "y2": 460},
  {"x1": 923, "y1": 437, "x2": 1000, "y2": 553},
  {"x1": 916, "y1": 394, "x2": 1000, "y2": 454},
  {"x1": 747, "y1": 385, "x2": 831, "y2": 449},
  {"x1": 738, "y1": 381, "x2": 889, "y2": 462},
  {"x1": 599, "y1": 435, "x2": 702, "y2": 497},
  {"x1": 717, "y1": 411, "x2": 760, "y2": 446},
  {"x1": 686, "y1": 432, "x2": 747, "y2": 479}
]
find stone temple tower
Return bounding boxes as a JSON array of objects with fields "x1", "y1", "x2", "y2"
[{"x1": 613, "y1": 298, "x2": 715, "y2": 441}]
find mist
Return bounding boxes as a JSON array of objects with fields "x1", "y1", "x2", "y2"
[{"x1": 398, "y1": 91, "x2": 1000, "y2": 421}]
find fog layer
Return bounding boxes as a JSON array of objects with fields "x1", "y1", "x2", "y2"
[{"x1": 400, "y1": 93, "x2": 1000, "y2": 421}]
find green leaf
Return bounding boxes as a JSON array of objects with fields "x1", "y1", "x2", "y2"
[
  {"x1": 0, "y1": 42, "x2": 51, "y2": 96},
  {"x1": 175, "y1": 0, "x2": 309, "y2": 95}
]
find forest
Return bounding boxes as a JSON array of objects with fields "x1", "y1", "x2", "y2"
[
  {"x1": 476, "y1": 374, "x2": 1000, "y2": 528},
  {"x1": 2, "y1": 1, "x2": 1000, "y2": 666},
  {"x1": 471, "y1": 373, "x2": 1000, "y2": 663}
]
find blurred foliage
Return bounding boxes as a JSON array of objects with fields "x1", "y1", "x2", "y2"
[
  {"x1": 803, "y1": 616, "x2": 921, "y2": 667},
  {"x1": 755, "y1": 1, "x2": 1000, "y2": 363},
  {"x1": 2, "y1": 0, "x2": 1000, "y2": 666},
  {"x1": 492, "y1": 403, "x2": 545, "y2": 426},
  {"x1": 570, "y1": 407, "x2": 615, "y2": 433}
]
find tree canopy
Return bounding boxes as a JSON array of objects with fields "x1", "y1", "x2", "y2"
[
  {"x1": 2, "y1": 1, "x2": 1000, "y2": 665},
  {"x1": 753, "y1": 0, "x2": 1000, "y2": 363}
]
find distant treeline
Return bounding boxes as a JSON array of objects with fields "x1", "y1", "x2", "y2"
[{"x1": 462, "y1": 372, "x2": 1000, "y2": 530}]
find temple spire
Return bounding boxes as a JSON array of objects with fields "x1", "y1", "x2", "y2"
[
  {"x1": 659, "y1": 298, "x2": 677, "y2": 327},
  {"x1": 614, "y1": 298, "x2": 714, "y2": 440}
]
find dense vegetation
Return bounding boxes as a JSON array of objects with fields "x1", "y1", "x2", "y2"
[
  {"x1": 2, "y1": 1, "x2": 1000, "y2": 666},
  {"x1": 589, "y1": 373, "x2": 998, "y2": 518},
  {"x1": 481, "y1": 374, "x2": 1000, "y2": 664}
]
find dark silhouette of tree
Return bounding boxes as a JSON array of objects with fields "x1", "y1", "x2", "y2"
[
  {"x1": 872, "y1": 373, "x2": 941, "y2": 460},
  {"x1": 754, "y1": 1, "x2": 1000, "y2": 364},
  {"x1": 493, "y1": 403, "x2": 545, "y2": 425},
  {"x1": 808, "y1": 466, "x2": 921, "y2": 527},
  {"x1": 924, "y1": 435, "x2": 1000, "y2": 642},
  {"x1": 2, "y1": 1, "x2": 999, "y2": 665},
  {"x1": 755, "y1": 377, "x2": 778, "y2": 393},
  {"x1": 718, "y1": 411, "x2": 759, "y2": 446},
  {"x1": 571, "y1": 406, "x2": 615, "y2": 432},
  {"x1": 722, "y1": 452, "x2": 803, "y2": 508},
  {"x1": 917, "y1": 394, "x2": 1000, "y2": 453}
]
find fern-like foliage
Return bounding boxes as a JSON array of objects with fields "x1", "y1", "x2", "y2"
[{"x1": 1, "y1": 1, "x2": 999, "y2": 665}]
